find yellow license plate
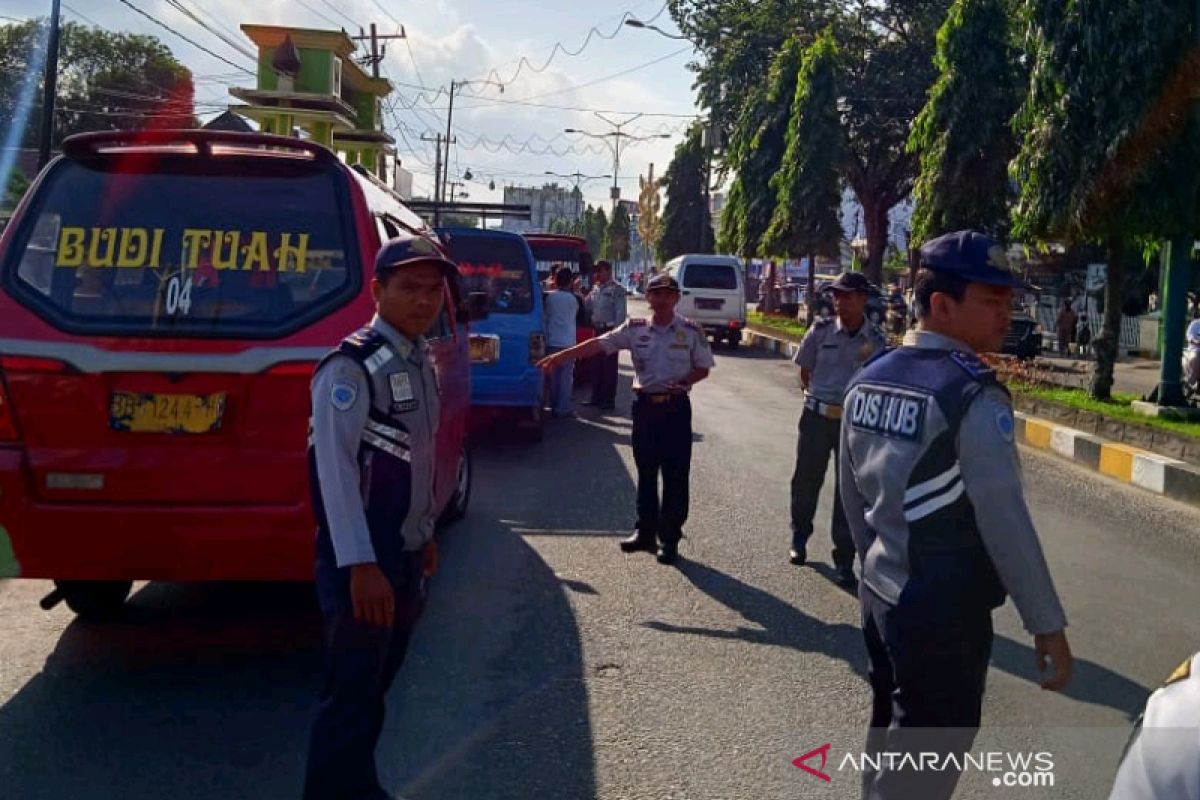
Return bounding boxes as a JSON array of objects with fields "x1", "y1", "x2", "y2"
[
  {"x1": 109, "y1": 392, "x2": 227, "y2": 434},
  {"x1": 469, "y1": 336, "x2": 500, "y2": 364}
]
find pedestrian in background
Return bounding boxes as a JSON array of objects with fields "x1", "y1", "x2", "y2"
[
  {"x1": 788, "y1": 271, "x2": 885, "y2": 586},
  {"x1": 544, "y1": 265, "x2": 580, "y2": 418},
  {"x1": 537, "y1": 273, "x2": 714, "y2": 564},
  {"x1": 1056, "y1": 301, "x2": 1077, "y2": 356},
  {"x1": 841, "y1": 230, "x2": 1072, "y2": 800},
  {"x1": 304, "y1": 234, "x2": 451, "y2": 800},
  {"x1": 585, "y1": 259, "x2": 628, "y2": 410}
]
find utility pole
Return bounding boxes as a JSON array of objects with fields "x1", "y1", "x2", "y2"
[
  {"x1": 421, "y1": 133, "x2": 443, "y2": 226},
  {"x1": 440, "y1": 79, "x2": 503, "y2": 211},
  {"x1": 350, "y1": 24, "x2": 406, "y2": 180},
  {"x1": 37, "y1": 0, "x2": 62, "y2": 171}
]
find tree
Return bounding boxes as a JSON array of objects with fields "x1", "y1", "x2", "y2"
[
  {"x1": 907, "y1": 0, "x2": 1023, "y2": 243},
  {"x1": 725, "y1": 36, "x2": 806, "y2": 259},
  {"x1": 717, "y1": 177, "x2": 747, "y2": 255},
  {"x1": 637, "y1": 164, "x2": 662, "y2": 265},
  {"x1": 658, "y1": 123, "x2": 715, "y2": 261},
  {"x1": 1012, "y1": 0, "x2": 1200, "y2": 399},
  {"x1": 764, "y1": 30, "x2": 843, "y2": 325},
  {"x1": 838, "y1": 1, "x2": 951, "y2": 283},
  {"x1": 4, "y1": 168, "x2": 29, "y2": 208},
  {"x1": 606, "y1": 204, "x2": 632, "y2": 262},
  {"x1": 0, "y1": 20, "x2": 196, "y2": 150},
  {"x1": 585, "y1": 206, "x2": 608, "y2": 258}
]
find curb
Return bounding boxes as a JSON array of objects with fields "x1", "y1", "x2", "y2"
[
  {"x1": 743, "y1": 329, "x2": 799, "y2": 359},
  {"x1": 1016, "y1": 412, "x2": 1200, "y2": 508},
  {"x1": 744, "y1": 326, "x2": 1200, "y2": 509}
]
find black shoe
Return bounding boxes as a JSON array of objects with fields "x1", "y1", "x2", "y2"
[
  {"x1": 657, "y1": 542, "x2": 678, "y2": 564},
  {"x1": 789, "y1": 547, "x2": 807, "y2": 566},
  {"x1": 619, "y1": 532, "x2": 657, "y2": 553},
  {"x1": 834, "y1": 564, "x2": 856, "y2": 587},
  {"x1": 582, "y1": 399, "x2": 599, "y2": 406}
]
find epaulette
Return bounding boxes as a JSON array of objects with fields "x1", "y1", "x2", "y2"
[
  {"x1": 629, "y1": 318, "x2": 648, "y2": 327},
  {"x1": 812, "y1": 316, "x2": 833, "y2": 328},
  {"x1": 341, "y1": 326, "x2": 384, "y2": 354},
  {"x1": 681, "y1": 316, "x2": 704, "y2": 331},
  {"x1": 948, "y1": 350, "x2": 995, "y2": 379},
  {"x1": 1163, "y1": 654, "x2": 1194, "y2": 688}
]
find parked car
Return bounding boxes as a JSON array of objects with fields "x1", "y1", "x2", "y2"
[
  {"x1": 1003, "y1": 305, "x2": 1044, "y2": 359},
  {"x1": 662, "y1": 254, "x2": 747, "y2": 347},
  {"x1": 0, "y1": 129, "x2": 476, "y2": 618},
  {"x1": 439, "y1": 227, "x2": 546, "y2": 441}
]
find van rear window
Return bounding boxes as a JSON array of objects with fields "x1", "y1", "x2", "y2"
[
  {"x1": 682, "y1": 262, "x2": 738, "y2": 290},
  {"x1": 444, "y1": 235, "x2": 534, "y2": 314},
  {"x1": 2, "y1": 158, "x2": 358, "y2": 338}
]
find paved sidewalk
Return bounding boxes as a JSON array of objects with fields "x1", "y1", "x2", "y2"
[{"x1": 1037, "y1": 354, "x2": 1165, "y2": 398}]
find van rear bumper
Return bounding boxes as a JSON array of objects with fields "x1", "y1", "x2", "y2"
[
  {"x1": 0, "y1": 452, "x2": 315, "y2": 581},
  {"x1": 469, "y1": 368, "x2": 543, "y2": 408}
]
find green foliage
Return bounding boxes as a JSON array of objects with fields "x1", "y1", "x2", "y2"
[
  {"x1": 908, "y1": 0, "x2": 1023, "y2": 243},
  {"x1": 1012, "y1": 0, "x2": 1200, "y2": 398},
  {"x1": 0, "y1": 20, "x2": 196, "y2": 149},
  {"x1": 4, "y1": 168, "x2": 29, "y2": 207},
  {"x1": 764, "y1": 30, "x2": 842, "y2": 260},
  {"x1": 582, "y1": 206, "x2": 608, "y2": 256},
  {"x1": 718, "y1": 177, "x2": 748, "y2": 255},
  {"x1": 605, "y1": 205, "x2": 631, "y2": 262},
  {"x1": 658, "y1": 122, "x2": 714, "y2": 261}
]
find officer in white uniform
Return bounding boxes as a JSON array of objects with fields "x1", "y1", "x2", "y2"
[
  {"x1": 1110, "y1": 652, "x2": 1200, "y2": 800},
  {"x1": 538, "y1": 273, "x2": 714, "y2": 563},
  {"x1": 585, "y1": 259, "x2": 629, "y2": 409}
]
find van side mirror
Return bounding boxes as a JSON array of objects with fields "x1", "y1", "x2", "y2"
[{"x1": 466, "y1": 291, "x2": 489, "y2": 322}]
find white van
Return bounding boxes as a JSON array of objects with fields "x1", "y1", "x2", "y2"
[{"x1": 663, "y1": 254, "x2": 746, "y2": 346}]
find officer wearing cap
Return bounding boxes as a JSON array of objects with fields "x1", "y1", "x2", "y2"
[
  {"x1": 789, "y1": 271, "x2": 886, "y2": 585},
  {"x1": 538, "y1": 273, "x2": 714, "y2": 564},
  {"x1": 303, "y1": 234, "x2": 455, "y2": 800},
  {"x1": 1109, "y1": 651, "x2": 1200, "y2": 800},
  {"x1": 585, "y1": 259, "x2": 628, "y2": 410},
  {"x1": 840, "y1": 231, "x2": 1073, "y2": 800}
]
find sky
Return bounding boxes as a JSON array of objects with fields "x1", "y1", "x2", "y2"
[{"x1": 2, "y1": 0, "x2": 703, "y2": 208}]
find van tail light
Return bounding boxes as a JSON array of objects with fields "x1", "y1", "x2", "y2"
[
  {"x1": 0, "y1": 356, "x2": 71, "y2": 443},
  {"x1": 728, "y1": 320, "x2": 743, "y2": 329},
  {"x1": 529, "y1": 332, "x2": 546, "y2": 363},
  {"x1": 264, "y1": 361, "x2": 317, "y2": 378}
]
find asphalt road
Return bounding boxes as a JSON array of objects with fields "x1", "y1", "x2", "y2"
[{"x1": 3, "y1": 326, "x2": 1200, "y2": 799}]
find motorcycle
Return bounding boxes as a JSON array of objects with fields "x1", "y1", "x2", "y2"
[{"x1": 1184, "y1": 319, "x2": 1200, "y2": 406}]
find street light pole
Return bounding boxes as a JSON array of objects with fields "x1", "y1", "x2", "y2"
[
  {"x1": 544, "y1": 170, "x2": 610, "y2": 222},
  {"x1": 37, "y1": 0, "x2": 62, "y2": 170},
  {"x1": 563, "y1": 116, "x2": 669, "y2": 212},
  {"x1": 441, "y1": 78, "x2": 502, "y2": 210}
]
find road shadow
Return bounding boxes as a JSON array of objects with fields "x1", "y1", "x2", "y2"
[
  {"x1": 991, "y1": 635, "x2": 1148, "y2": 720},
  {"x1": 0, "y1": 529, "x2": 596, "y2": 799},
  {"x1": 641, "y1": 558, "x2": 867, "y2": 680}
]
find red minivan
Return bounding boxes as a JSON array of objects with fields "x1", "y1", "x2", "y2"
[{"x1": 0, "y1": 130, "x2": 473, "y2": 618}]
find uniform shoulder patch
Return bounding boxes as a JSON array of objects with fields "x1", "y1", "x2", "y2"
[
  {"x1": 330, "y1": 379, "x2": 359, "y2": 411},
  {"x1": 629, "y1": 317, "x2": 648, "y2": 327},
  {"x1": 1164, "y1": 655, "x2": 1193, "y2": 688},
  {"x1": 948, "y1": 350, "x2": 994, "y2": 379}
]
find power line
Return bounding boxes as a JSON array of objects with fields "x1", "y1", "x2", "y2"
[
  {"x1": 115, "y1": 0, "x2": 254, "y2": 75},
  {"x1": 294, "y1": 0, "x2": 344, "y2": 29},
  {"x1": 317, "y1": 0, "x2": 360, "y2": 29},
  {"x1": 61, "y1": 3, "x2": 101, "y2": 27},
  {"x1": 463, "y1": 1, "x2": 670, "y2": 94},
  {"x1": 162, "y1": 0, "x2": 257, "y2": 61},
  {"x1": 509, "y1": 46, "x2": 691, "y2": 104}
]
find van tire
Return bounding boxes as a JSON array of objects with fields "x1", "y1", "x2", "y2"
[
  {"x1": 519, "y1": 405, "x2": 544, "y2": 443},
  {"x1": 439, "y1": 444, "x2": 472, "y2": 526},
  {"x1": 57, "y1": 580, "x2": 133, "y2": 621}
]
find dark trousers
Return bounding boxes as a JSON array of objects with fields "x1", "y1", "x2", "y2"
[
  {"x1": 860, "y1": 586, "x2": 993, "y2": 800},
  {"x1": 789, "y1": 407, "x2": 854, "y2": 566},
  {"x1": 591, "y1": 350, "x2": 619, "y2": 406},
  {"x1": 631, "y1": 394, "x2": 692, "y2": 544},
  {"x1": 303, "y1": 550, "x2": 427, "y2": 800}
]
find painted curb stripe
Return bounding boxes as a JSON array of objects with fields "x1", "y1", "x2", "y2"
[{"x1": 1099, "y1": 443, "x2": 1140, "y2": 482}]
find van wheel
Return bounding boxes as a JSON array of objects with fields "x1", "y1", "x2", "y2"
[
  {"x1": 439, "y1": 444, "x2": 472, "y2": 526},
  {"x1": 56, "y1": 580, "x2": 132, "y2": 621},
  {"x1": 519, "y1": 405, "x2": 544, "y2": 443}
]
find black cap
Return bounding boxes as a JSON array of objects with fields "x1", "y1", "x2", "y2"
[
  {"x1": 374, "y1": 233, "x2": 458, "y2": 278},
  {"x1": 918, "y1": 230, "x2": 1030, "y2": 289},
  {"x1": 646, "y1": 273, "x2": 681, "y2": 293},
  {"x1": 828, "y1": 272, "x2": 871, "y2": 293}
]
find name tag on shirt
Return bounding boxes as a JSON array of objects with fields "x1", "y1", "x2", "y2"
[
  {"x1": 849, "y1": 388, "x2": 926, "y2": 441},
  {"x1": 390, "y1": 372, "x2": 418, "y2": 413}
]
